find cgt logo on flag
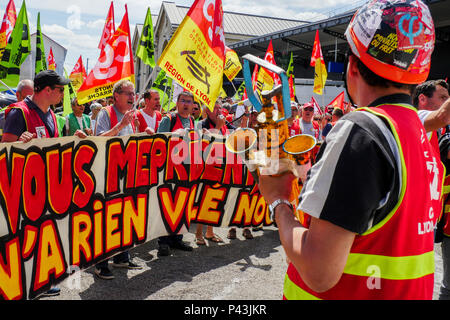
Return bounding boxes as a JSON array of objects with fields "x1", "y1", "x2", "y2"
[
  {"x1": 98, "y1": 1, "x2": 115, "y2": 51},
  {"x1": 77, "y1": 6, "x2": 134, "y2": 104}
]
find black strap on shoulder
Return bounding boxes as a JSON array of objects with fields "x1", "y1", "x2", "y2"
[{"x1": 168, "y1": 112, "x2": 178, "y2": 132}]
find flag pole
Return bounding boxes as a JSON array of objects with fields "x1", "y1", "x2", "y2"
[
  {"x1": 143, "y1": 67, "x2": 156, "y2": 90},
  {"x1": 229, "y1": 78, "x2": 237, "y2": 94},
  {"x1": 0, "y1": 79, "x2": 16, "y2": 96},
  {"x1": 162, "y1": 83, "x2": 168, "y2": 111}
]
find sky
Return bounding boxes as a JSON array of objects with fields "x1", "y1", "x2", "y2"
[{"x1": 0, "y1": 0, "x2": 364, "y2": 74}]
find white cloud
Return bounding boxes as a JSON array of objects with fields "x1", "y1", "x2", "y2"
[{"x1": 86, "y1": 19, "x2": 106, "y2": 30}]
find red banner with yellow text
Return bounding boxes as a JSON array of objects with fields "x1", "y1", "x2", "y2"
[
  {"x1": 157, "y1": 0, "x2": 226, "y2": 111},
  {"x1": 0, "y1": 131, "x2": 268, "y2": 300}
]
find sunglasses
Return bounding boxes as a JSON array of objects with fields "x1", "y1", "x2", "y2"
[
  {"x1": 304, "y1": 107, "x2": 314, "y2": 111},
  {"x1": 52, "y1": 86, "x2": 65, "y2": 93}
]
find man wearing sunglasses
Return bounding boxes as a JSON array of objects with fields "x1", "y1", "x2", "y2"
[
  {"x1": 297, "y1": 102, "x2": 320, "y2": 141},
  {"x1": 2, "y1": 70, "x2": 70, "y2": 143},
  {"x1": 96, "y1": 79, "x2": 138, "y2": 137}
]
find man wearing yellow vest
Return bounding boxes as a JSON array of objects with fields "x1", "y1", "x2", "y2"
[{"x1": 258, "y1": 0, "x2": 443, "y2": 300}]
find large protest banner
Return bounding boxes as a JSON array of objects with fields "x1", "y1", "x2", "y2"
[{"x1": 0, "y1": 131, "x2": 269, "y2": 300}]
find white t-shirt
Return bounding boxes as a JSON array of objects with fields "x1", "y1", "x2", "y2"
[
  {"x1": 140, "y1": 110, "x2": 157, "y2": 131},
  {"x1": 418, "y1": 109, "x2": 433, "y2": 139},
  {"x1": 299, "y1": 120, "x2": 316, "y2": 137},
  {"x1": 65, "y1": 116, "x2": 85, "y2": 134}
]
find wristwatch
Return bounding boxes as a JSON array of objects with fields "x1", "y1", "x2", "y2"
[{"x1": 269, "y1": 199, "x2": 293, "y2": 223}]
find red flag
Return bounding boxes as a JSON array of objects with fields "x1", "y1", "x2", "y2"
[
  {"x1": 289, "y1": 77, "x2": 296, "y2": 102},
  {"x1": 256, "y1": 40, "x2": 281, "y2": 93},
  {"x1": 47, "y1": 47, "x2": 56, "y2": 70},
  {"x1": 311, "y1": 30, "x2": 324, "y2": 67},
  {"x1": 78, "y1": 6, "x2": 134, "y2": 104},
  {"x1": 242, "y1": 63, "x2": 259, "y2": 100},
  {"x1": 263, "y1": 40, "x2": 280, "y2": 86},
  {"x1": 0, "y1": 0, "x2": 16, "y2": 43},
  {"x1": 311, "y1": 96, "x2": 323, "y2": 115},
  {"x1": 0, "y1": 0, "x2": 17, "y2": 58},
  {"x1": 69, "y1": 55, "x2": 87, "y2": 91},
  {"x1": 311, "y1": 30, "x2": 328, "y2": 95},
  {"x1": 98, "y1": 1, "x2": 115, "y2": 51},
  {"x1": 328, "y1": 91, "x2": 345, "y2": 111},
  {"x1": 70, "y1": 55, "x2": 87, "y2": 78}
]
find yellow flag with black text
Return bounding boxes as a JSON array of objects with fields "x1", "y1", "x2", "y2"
[
  {"x1": 224, "y1": 46, "x2": 241, "y2": 81},
  {"x1": 157, "y1": 0, "x2": 226, "y2": 111},
  {"x1": 314, "y1": 61, "x2": 327, "y2": 95}
]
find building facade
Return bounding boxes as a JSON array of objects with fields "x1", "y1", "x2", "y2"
[
  {"x1": 132, "y1": 1, "x2": 306, "y2": 94},
  {"x1": 20, "y1": 33, "x2": 67, "y2": 80}
]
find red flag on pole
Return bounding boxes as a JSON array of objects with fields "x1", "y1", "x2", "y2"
[
  {"x1": 0, "y1": 0, "x2": 17, "y2": 58},
  {"x1": 98, "y1": 1, "x2": 115, "y2": 52},
  {"x1": 311, "y1": 96, "x2": 323, "y2": 115},
  {"x1": 69, "y1": 55, "x2": 87, "y2": 91},
  {"x1": 256, "y1": 40, "x2": 281, "y2": 93},
  {"x1": 242, "y1": 63, "x2": 259, "y2": 101},
  {"x1": 311, "y1": 30, "x2": 328, "y2": 95},
  {"x1": 47, "y1": 47, "x2": 56, "y2": 70},
  {"x1": 78, "y1": 6, "x2": 134, "y2": 104},
  {"x1": 328, "y1": 91, "x2": 345, "y2": 111}
]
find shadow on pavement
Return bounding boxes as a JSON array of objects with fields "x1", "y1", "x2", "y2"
[{"x1": 78, "y1": 226, "x2": 281, "y2": 300}]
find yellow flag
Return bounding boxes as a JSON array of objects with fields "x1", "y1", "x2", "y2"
[
  {"x1": 224, "y1": 46, "x2": 242, "y2": 81},
  {"x1": 311, "y1": 30, "x2": 327, "y2": 95},
  {"x1": 219, "y1": 87, "x2": 227, "y2": 99},
  {"x1": 157, "y1": 0, "x2": 226, "y2": 111},
  {"x1": 256, "y1": 68, "x2": 274, "y2": 93},
  {"x1": 255, "y1": 40, "x2": 279, "y2": 94},
  {"x1": 313, "y1": 60, "x2": 327, "y2": 95}
]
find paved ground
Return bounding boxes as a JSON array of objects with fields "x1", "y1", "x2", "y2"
[{"x1": 40, "y1": 223, "x2": 444, "y2": 300}]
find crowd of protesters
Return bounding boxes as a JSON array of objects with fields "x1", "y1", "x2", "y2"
[{"x1": 1, "y1": 68, "x2": 449, "y2": 300}]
